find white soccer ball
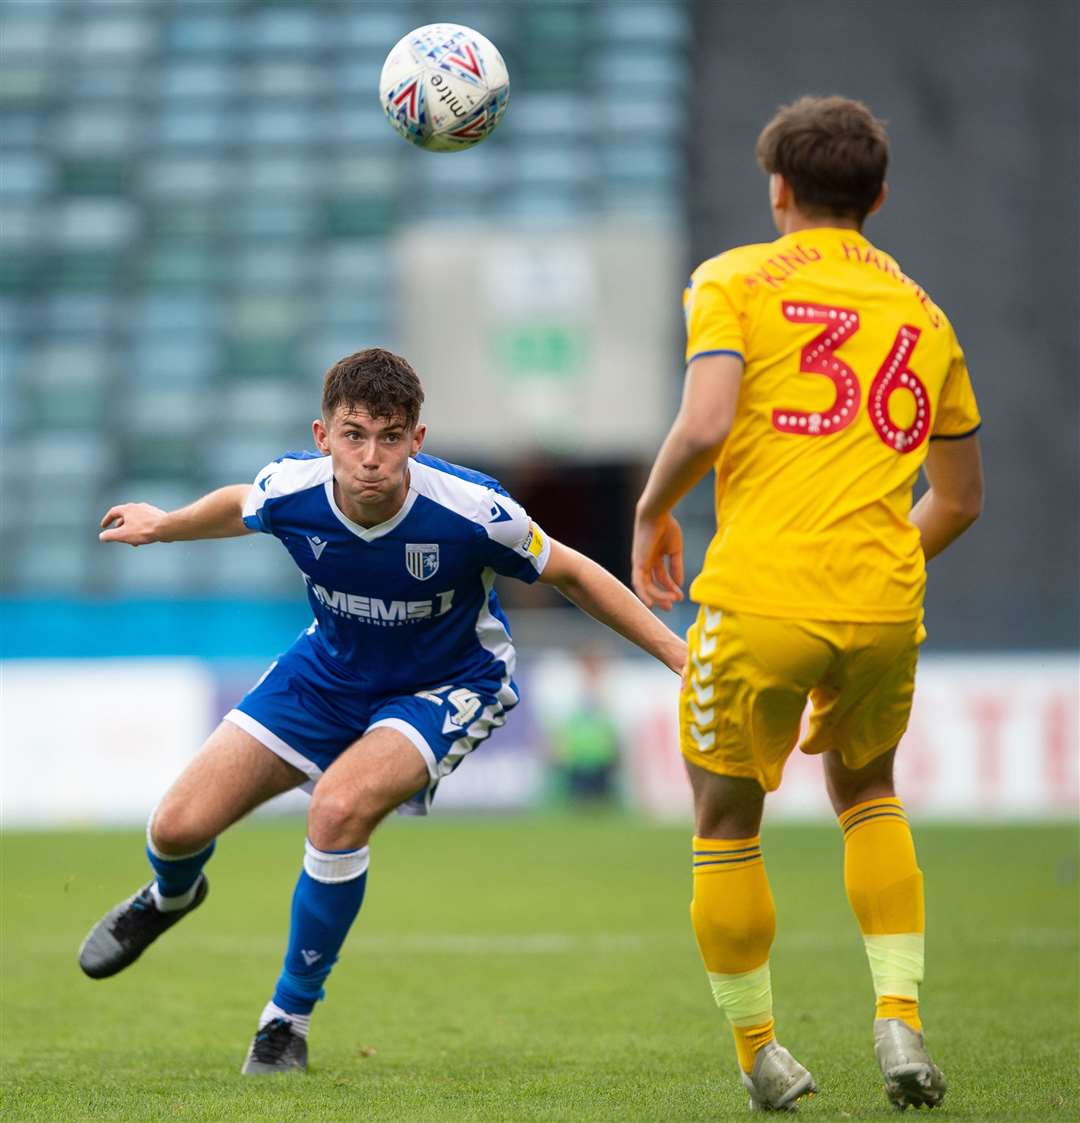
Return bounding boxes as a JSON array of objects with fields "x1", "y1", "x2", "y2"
[{"x1": 378, "y1": 23, "x2": 509, "y2": 152}]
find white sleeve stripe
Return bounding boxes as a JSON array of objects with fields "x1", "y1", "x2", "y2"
[
  {"x1": 407, "y1": 458, "x2": 502, "y2": 523},
  {"x1": 244, "y1": 455, "x2": 334, "y2": 519},
  {"x1": 408, "y1": 459, "x2": 537, "y2": 550},
  {"x1": 528, "y1": 529, "x2": 551, "y2": 575}
]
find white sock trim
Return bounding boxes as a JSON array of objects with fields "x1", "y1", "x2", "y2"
[
  {"x1": 151, "y1": 876, "x2": 201, "y2": 912},
  {"x1": 864, "y1": 932, "x2": 924, "y2": 999},
  {"x1": 259, "y1": 1000, "x2": 310, "y2": 1039},
  {"x1": 707, "y1": 961, "x2": 773, "y2": 1025},
  {"x1": 303, "y1": 839, "x2": 370, "y2": 884}
]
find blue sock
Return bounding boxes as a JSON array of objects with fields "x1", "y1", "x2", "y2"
[
  {"x1": 146, "y1": 836, "x2": 215, "y2": 899},
  {"x1": 272, "y1": 840, "x2": 370, "y2": 1016}
]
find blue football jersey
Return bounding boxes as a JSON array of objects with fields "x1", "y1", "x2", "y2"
[{"x1": 241, "y1": 451, "x2": 550, "y2": 704}]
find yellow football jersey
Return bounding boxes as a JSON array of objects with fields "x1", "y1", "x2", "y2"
[{"x1": 684, "y1": 228, "x2": 981, "y2": 622}]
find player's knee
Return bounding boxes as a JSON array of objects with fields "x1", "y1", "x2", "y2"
[
  {"x1": 148, "y1": 803, "x2": 214, "y2": 857},
  {"x1": 690, "y1": 768, "x2": 765, "y2": 838},
  {"x1": 307, "y1": 785, "x2": 378, "y2": 851},
  {"x1": 695, "y1": 802, "x2": 763, "y2": 839}
]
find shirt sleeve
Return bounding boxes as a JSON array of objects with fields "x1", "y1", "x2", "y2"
[
  {"x1": 684, "y1": 271, "x2": 746, "y2": 365},
  {"x1": 931, "y1": 337, "x2": 982, "y2": 439},
  {"x1": 242, "y1": 460, "x2": 280, "y2": 534},
  {"x1": 478, "y1": 489, "x2": 551, "y2": 583}
]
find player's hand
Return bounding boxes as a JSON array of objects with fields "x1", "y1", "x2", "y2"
[
  {"x1": 99, "y1": 503, "x2": 167, "y2": 546},
  {"x1": 631, "y1": 512, "x2": 685, "y2": 611}
]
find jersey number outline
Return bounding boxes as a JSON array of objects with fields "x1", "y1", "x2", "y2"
[
  {"x1": 867, "y1": 325, "x2": 930, "y2": 452},
  {"x1": 774, "y1": 302, "x2": 861, "y2": 436},
  {"x1": 416, "y1": 685, "x2": 483, "y2": 728},
  {"x1": 773, "y1": 301, "x2": 930, "y2": 454}
]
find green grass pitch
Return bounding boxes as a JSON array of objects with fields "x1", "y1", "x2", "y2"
[{"x1": 2, "y1": 815, "x2": 1076, "y2": 1121}]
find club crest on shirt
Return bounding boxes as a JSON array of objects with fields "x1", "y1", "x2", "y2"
[{"x1": 405, "y1": 542, "x2": 439, "y2": 581}]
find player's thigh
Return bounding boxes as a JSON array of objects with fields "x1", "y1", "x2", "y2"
[
  {"x1": 308, "y1": 726, "x2": 431, "y2": 849},
  {"x1": 151, "y1": 720, "x2": 306, "y2": 853},
  {"x1": 681, "y1": 608, "x2": 833, "y2": 793},
  {"x1": 367, "y1": 683, "x2": 507, "y2": 813},
  {"x1": 802, "y1": 618, "x2": 923, "y2": 774}
]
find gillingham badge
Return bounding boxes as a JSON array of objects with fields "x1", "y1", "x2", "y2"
[{"x1": 405, "y1": 543, "x2": 440, "y2": 581}]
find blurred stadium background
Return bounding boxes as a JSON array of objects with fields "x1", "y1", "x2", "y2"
[{"x1": 1, "y1": 0, "x2": 1077, "y2": 827}]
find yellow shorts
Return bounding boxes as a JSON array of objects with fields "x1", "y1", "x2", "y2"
[{"x1": 680, "y1": 607, "x2": 925, "y2": 792}]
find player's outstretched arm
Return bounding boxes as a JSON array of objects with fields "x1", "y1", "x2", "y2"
[
  {"x1": 99, "y1": 485, "x2": 253, "y2": 546},
  {"x1": 632, "y1": 353, "x2": 743, "y2": 609},
  {"x1": 909, "y1": 434, "x2": 984, "y2": 561},
  {"x1": 539, "y1": 539, "x2": 687, "y2": 676}
]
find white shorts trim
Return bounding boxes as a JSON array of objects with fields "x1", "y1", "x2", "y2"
[
  {"x1": 225, "y1": 709, "x2": 323, "y2": 792},
  {"x1": 366, "y1": 717, "x2": 438, "y2": 781}
]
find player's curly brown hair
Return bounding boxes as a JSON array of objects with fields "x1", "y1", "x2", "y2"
[
  {"x1": 756, "y1": 96, "x2": 889, "y2": 223},
  {"x1": 321, "y1": 348, "x2": 425, "y2": 429}
]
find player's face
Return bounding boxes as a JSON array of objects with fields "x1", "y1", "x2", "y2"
[{"x1": 313, "y1": 406, "x2": 426, "y2": 516}]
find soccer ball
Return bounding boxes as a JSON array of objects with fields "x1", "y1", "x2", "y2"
[{"x1": 378, "y1": 23, "x2": 509, "y2": 152}]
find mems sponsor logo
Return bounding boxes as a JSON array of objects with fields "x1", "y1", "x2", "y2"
[{"x1": 307, "y1": 578, "x2": 454, "y2": 626}]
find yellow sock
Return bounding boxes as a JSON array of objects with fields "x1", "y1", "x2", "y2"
[
  {"x1": 732, "y1": 1018, "x2": 776, "y2": 1074},
  {"x1": 876, "y1": 995, "x2": 922, "y2": 1030},
  {"x1": 839, "y1": 798, "x2": 924, "y2": 1032},
  {"x1": 691, "y1": 836, "x2": 777, "y2": 1072}
]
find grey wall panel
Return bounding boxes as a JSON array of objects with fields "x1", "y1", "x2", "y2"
[{"x1": 688, "y1": 0, "x2": 1079, "y2": 648}]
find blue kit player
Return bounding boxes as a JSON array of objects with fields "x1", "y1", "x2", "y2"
[{"x1": 78, "y1": 348, "x2": 687, "y2": 1074}]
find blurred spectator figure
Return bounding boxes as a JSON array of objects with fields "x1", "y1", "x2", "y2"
[{"x1": 549, "y1": 648, "x2": 622, "y2": 806}]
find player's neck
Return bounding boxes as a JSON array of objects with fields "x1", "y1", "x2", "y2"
[
  {"x1": 777, "y1": 211, "x2": 864, "y2": 236},
  {"x1": 333, "y1": 476, "x2": 410, "y2": 529}
]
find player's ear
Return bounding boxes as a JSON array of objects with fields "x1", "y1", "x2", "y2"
[
  {"x1": 769, "y1": 173, "x2": 789, "y2": 210},
  {"x1": 867, "y1": 182, "x2": 888, "y2": 216},
  {"x1": 411, "y1": 423, "x2": 426, "y2": 455},
  {"x1": 313, "y1": 417, "x2": 330, "y2": 454}
]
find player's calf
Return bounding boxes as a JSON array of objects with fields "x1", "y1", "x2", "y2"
[{"x1": 240, "y1": 841, "x2": 370, "y2": 1075}]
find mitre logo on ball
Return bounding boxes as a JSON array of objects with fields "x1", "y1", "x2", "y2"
[{"x1": 379, "y1": 23, "x2": 509, "y2": 152}]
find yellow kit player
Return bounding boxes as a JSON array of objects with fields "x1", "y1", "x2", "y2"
[{"x1": 632, "y1": 97, "x2": 983, "y2": 1112}]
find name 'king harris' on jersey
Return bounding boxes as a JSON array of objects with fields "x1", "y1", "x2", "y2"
[
  {"x1": 684, "y1": 228, "x2": 981, "y2": 622},
  {"x1": 242, "y1": 452, "x2": 550, "y2": 700}
]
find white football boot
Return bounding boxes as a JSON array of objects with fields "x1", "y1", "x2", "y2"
[
  {"x1": 874, "y1": 1018, "x2": 947, "y2": 1110},
  {"x1": 739, "y1": 1041, "x2": 817, "y2": 1111}
]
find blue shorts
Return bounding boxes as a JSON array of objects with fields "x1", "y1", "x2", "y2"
[{"x1": 225, "y1": 630, "x2": 516, "y2": 813}]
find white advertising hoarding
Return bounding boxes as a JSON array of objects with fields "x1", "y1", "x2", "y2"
[
  {"x1": 1, "y1": 656, "x2": 1075, "y2": 826},
  {"x1": 530, "y1": 653, "x2": 1079, "y2": 821},
  {"x1": 1, "y1": 660, "x2": 216, "y2": 827}
]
